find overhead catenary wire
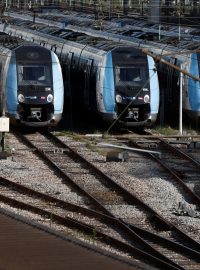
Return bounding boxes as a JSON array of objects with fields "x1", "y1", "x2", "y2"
[{"x1": 142, "y1": 48, "x2": 200, "y2": 82}]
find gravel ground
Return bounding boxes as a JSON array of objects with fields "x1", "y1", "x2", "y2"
[
  {"x1": 58, "y1": 134, "x2": 200, "y2": 242},
  {"x1": 1, "y1": 132, "x2": 200, "y2": 245}
]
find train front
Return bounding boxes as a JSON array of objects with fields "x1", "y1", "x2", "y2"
[
  {"x1": 102, "y1": 47, "x2": 159, "y2": 127},
  {"x1": 7, "y1": 44, "x2": 63, "y2": 127},
  {"x1": 184, "y1": 52, "x2": 200, "y2": 125}
]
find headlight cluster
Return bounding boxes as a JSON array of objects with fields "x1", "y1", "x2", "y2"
[
  {"x1": 116, "y1": 94, "x2": 149, "y2": 103},
  {"x1": 18, "y1": 94, "x2": 54, "y2": 103}
]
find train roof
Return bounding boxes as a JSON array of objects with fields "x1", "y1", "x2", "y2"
[
  {"x1": 1, "y1": 18, "x2": 149, "y2": 55},
  {"x1": 0, "y1": 32, "x2": 24, "y2": 50},
  {"x1": 9, "y1": 8, "x2": 198, "y2": 38},
  {"x1": 30, "y1": 10, "x2": 200, "y2": 39},
  {"x1": 51, "y1": 29, "x2": 123, "y2": 51},
  {"x1": 0, "y1": 32, "x2": 54, "y2": 54},
  {"x1": 3, "y1": 10, "x2": 200, "y2": 60}
]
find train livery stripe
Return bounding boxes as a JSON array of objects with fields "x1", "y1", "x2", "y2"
[
  {"x1": 5, "y1": 54, "x2": 18, "y2": 114},
  {"x1": 102, "y1": 52, "x2": 115, "y2": 113},
  {"x1": 188, "y1": 53, "x2": 200, "y2": 112},
  {"x1": 147, "y1": 56, "x2": 159, "y2": 114},
  {"x1": 51, "y1": 52, "x2": 64, "y2": 114}
]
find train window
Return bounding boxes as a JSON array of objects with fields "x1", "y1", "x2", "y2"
[
  {"x1": 51, "y1": 45, "x2": 57, "y2": 52},
  {"x1": 40, "y1": 41, "x2": 46, "y2": 47},
  {"x1": 17, "y1": 65, "x2": 51, "y2": 85},
  {"x1": 60, "y1": 52, "x2": 69, "y2": 64},
  {"x1": 115, "y1": 67, "x2": 142, "y2": 84},
  {"x1": 78, "y1": 58, "x2": 87, "y2": 70}
]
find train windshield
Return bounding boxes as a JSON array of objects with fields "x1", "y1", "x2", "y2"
[
  {"x1": 114, "y1": 66, "x2": 147, "y2": 86},
  {"x1": 115, "y1": 67, "x2": 142, "y2": 83},
  {"x1": 17, "y1": 65, "x2": 51, "y2": 85}
]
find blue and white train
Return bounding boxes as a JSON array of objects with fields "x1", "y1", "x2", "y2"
[
  {"x1": 5, "y1": 10, "x2": 200, "y2": 126},
  {"x1": 152, "y1": 47, "x2": 200, "y2": 124},
  {"x1": 0, "y1": 33, "x2": 64, "y2": 127},
  {"x1": 0, "y1": 22, "x2": 160, "y2": 128}
]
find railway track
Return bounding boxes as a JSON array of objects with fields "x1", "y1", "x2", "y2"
[
  {"x1": 3, "y1": 129, "x2": 198, "y2": 270},
  {"x1": 0, "y1": 174, "x2": 190, "y2": 270},
  {"x1": 128, "y1": 135, "x2": 200, "y2": 204}
]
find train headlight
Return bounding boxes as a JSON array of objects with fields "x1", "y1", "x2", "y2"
[
  {"x1": 116, "y1": 94, "x2": 122, "y2": 103},
  {"x1": 144, "y1": 95, "x2": 150, "y2": 103},
  {"x1": 18, "y1": 94, "x2": 25, "y2": 103},
  {"x1": 47, "y1": 94, "x2": 53, "y2": 103}
]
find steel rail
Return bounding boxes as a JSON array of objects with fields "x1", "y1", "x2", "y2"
[
  {"x1": 43, "y1": 131, "x2": 200, "y2": 251},
  {"x1": 1, "y1": 174, "x2": 199, "y2": 263},
  {"x1": 12, "y1": 130, "x2": 186, "y2": 269},
  {"x1": 0, "y1": 179, "x2": 183, "y2": 270},
  {"x1": 158, "y1": 137, "x2": 200, "y2": 170},
  {"x1": 126, "y1": 222, "x2": 200, "y2": 262},
  {"x1": 13, "y1": 130, "x2": 200, "y2": 255},
  {"x1": 129, "y1": 138, "x2": 200, "y2": 204}
]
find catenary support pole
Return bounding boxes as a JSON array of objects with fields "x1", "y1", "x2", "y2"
[{"x1": 179, "y1": 65, "x2": 183, "y2": 135}]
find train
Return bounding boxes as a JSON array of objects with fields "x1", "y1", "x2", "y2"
[
  {"x1": 0, "y1": 32, "x2": 64, "y2": 127},
  {"x1": 5, "y1": 8, "x2": 198, "y2": 41},
  {"x1": 8, "y1": 10, "x2": 200, "y2": 126},
  {"x1": 0, "y1": 20, "x2": 160, "y2": 128}
]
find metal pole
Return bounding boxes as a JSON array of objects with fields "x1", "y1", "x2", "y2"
[
  {"x1": 178, "y1": 2, "x2": 181, "y2": 41},
  {"x1": 97, "y1": 143, "x2": 161, "y2": 158},
  {"x1": 33, "y1": 9, "x2": 36, "y2": 23},
  {"x1": 179, "y1": 65, "x2": 183, "y2": 135},
  {"x1": 141, "y1": 0, "x2": 143, "y2": 16},
  {"x1": 1, "y1": 132, "x2": 5, "y2": 152},
  {"x1": 158, "y1": 24, "x2": 161, "y2": 40},
  {"x1": 179, "y1": 15, "x2": 181, "y2": 41},
  {"x1": 109, "y1": 0, "x2": 111, "y2": 19}
]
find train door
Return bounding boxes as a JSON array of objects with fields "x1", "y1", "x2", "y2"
[
  {"x1": 65, "y1": 52, "x2": 74, "y2": 106},
  {"x1": 166, "y1": 57, "x2": 177, "y2": 102},
  {"x1": 165, "y1": 57, "x2": 179, "y2": 123},
  {"x1": 84, "y1": 59, "x2": 93, "y2": 108},
  {"x1": 60, "y1": 52, "x2": 71, "y2": 98}
]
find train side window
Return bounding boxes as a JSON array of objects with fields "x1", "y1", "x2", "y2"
[
  {"x1": 59, "y1": 44, "x2": 65, "y2": 60},
  {"x1": 60, "y1": 52, "x2": 69, "y2": 64},
  {"x1": 90, "y1": 63, "x2": 97, "y2": 85},
  {"x1": 51, "y1": 45, "x2": 57, "y2": 52},
  {"x1": 68, "y1": 52, "x2": 74, "y2": 65},
  {"x1": 78, "y1": 58, "x2": 87, "y2": 71},
  {"x1": 40, "y1": 41, "x2": 45, "y2": 47},
  {"x1": 98, "y1": 68, "x2": 101, "y2": 80},
  {"x1": 72, "y1": 56, "x2": 79, "y2": 69}
]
